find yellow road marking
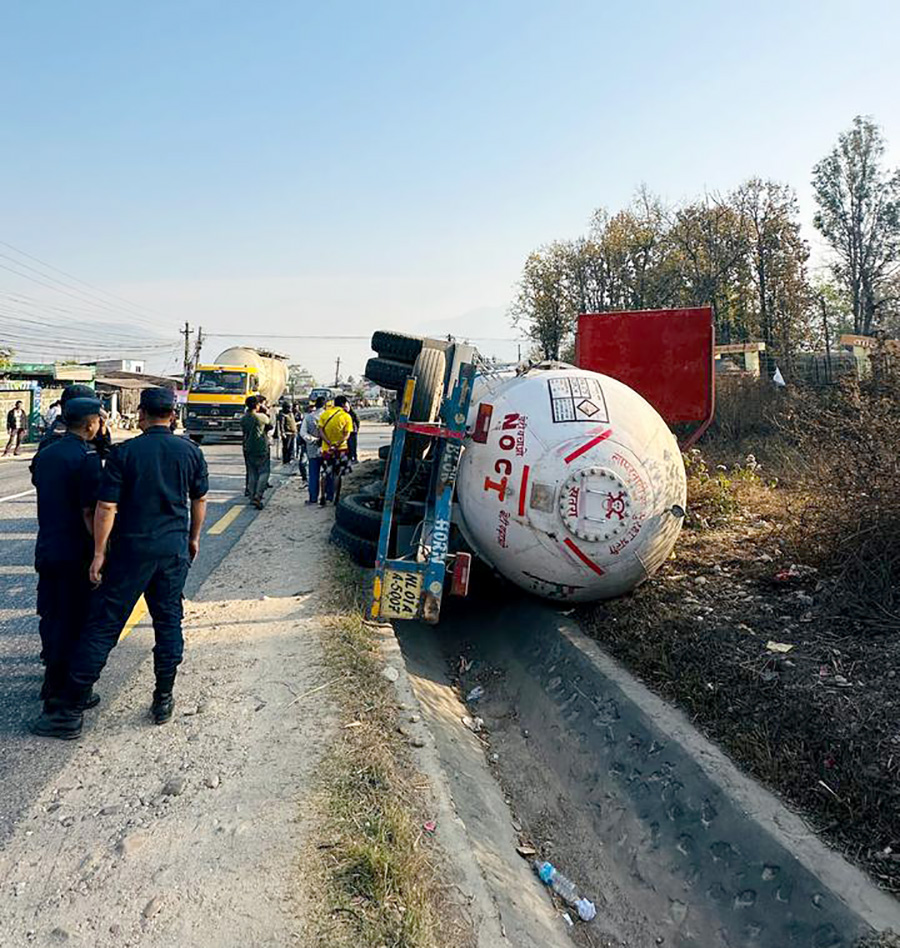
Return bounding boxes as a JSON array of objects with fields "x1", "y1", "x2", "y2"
[
  {"x1": 207, "y1": 504, "x2": 243, "y2": 535},
  {"x1": 118, "y1": 595, "x2": 147, "y2": 642}
]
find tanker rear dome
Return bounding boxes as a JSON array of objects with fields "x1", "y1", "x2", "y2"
[{"x1": 456, "y1": 365, "x2": 686, "y2": 603}]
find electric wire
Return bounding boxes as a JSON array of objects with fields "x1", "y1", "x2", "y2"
[
  {"x1": 0, "y1": 240, "x2": 177, "y2": 329},
  {"x1": 0, "y1": 293, "x2": 170, "y2": 341}
]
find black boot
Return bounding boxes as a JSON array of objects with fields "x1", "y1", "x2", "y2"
[
  {"x1": 32, "y1": 683, "x2": 91, "y2": 740},
  {"x1": 40, "y1": 667, "x2": 99, "y2": 710},
  {"x1": 77, "y1": 691, "x2": 101, "y2": 711},
  {"x1": 151, "y1": 690, "x2": 174, "y2": 725}
]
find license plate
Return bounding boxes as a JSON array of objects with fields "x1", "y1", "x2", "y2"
[
  {"x1": 206, "y1": 420, "x2": 219, "y2": 426},
  {"x1": 380, "y1": 570, "x2": 422, "y2": 620}
]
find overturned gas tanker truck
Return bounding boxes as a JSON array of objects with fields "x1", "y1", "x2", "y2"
[{"x1": 333, "y1": 309, "x2": 714, "y2": 623}]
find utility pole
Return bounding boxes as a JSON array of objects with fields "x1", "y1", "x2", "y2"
[
  {"x1": 334, "y1": 356, "x2": 341, "y2": 386},
  {"x1": 181, "y1": 321, "x2": 192, "y2": 389},
  {"x1": 191, "y1": 327, "x2": 204, "y2": 379}
]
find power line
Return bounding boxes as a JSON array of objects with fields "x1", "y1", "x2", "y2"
[
  {"x1": 0, "y1": 310, "x2": 173, "y2": 347},
  {"x1": 0, "y1": 327, "x2": 178, "y2": 354},
  {"x1": 0, "y1": 293, "x2": 170, "y2": 340},
  {"x1": 0, "y1": 239, "x2": 177, "y2": 329},
  {"x1": 0, "y1": 259, "x2": 168, "y2": 330},
  {"x1": 202, "y1": 332, "x2": 527, "y2": 342}
]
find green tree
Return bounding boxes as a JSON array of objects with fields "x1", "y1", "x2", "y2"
[
  {"x1": 812, "y1": 115, "x2": 900, "y2": 334},
  {"x1": 510, "y1": 243, "x2": 574, "y2": 360},
  {"x1": 668, "y1": 194, "x2": 754, "y2": 342}
]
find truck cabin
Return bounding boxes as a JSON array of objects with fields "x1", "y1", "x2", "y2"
[
  {"x1": 190, "y1": 365, "x2": 259, "y2": 398},
  {"x1": 186, "y1": 364, "x2": 261, "y2": 441}
]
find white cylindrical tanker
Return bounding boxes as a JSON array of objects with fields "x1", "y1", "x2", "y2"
[
  {"x1": 213, "y1": 347, "x2": 289, "y2": 404},
  {"x1": 455, "y1": 363, "x2": 686, "y2": 602}
]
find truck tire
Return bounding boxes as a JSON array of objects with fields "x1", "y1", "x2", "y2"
[
  {"x1": 378, "y1": 444, "x2": 391, "y2": 460},
  {"x1": 371, "y1": 331, "x2": 424, "y2": 364},
  {"x1": 335, "y1": 492, "x2": 384, "y2": 540},
  {"x1": 330, "y1": 522, "x2": 377, "y2": 567},
  {"x1": 188, "y1": 434, "x2": 204, "y2": 444},
  {"x1": 371, "y1": 331, "x2": 452, "y2": 364},
  {"x1": 336, "y1": 491, "x2": 420, "y2": 541},
  {"x1": 408, "y1": 346, "x2": 446, "y2": 457},
  {"x1": 364, "y1": 357, "x2": 411, "y2": 392}
]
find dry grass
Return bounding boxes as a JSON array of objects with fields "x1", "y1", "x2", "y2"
[
  {"x1": 580, "y1": 399, "x2": 900, "y2": 897},
  {"x1": 300, "y1": 551, "x2": 473, "y2": 948}
]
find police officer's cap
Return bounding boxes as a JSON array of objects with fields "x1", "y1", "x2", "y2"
[
  {"x1": 140, "y1": 387, "x2": 176, "y2": 414},
  {"x1": 60, "y1": 384, "x2": 95, "y2": 406},
  {"x1": 63, "y1": 397, "x2": 102, "y2": 424}
]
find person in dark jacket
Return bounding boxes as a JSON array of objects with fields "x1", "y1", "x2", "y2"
[
  {"x1": 276, "y1": 401, "x2": 297, "y2": 465},
  {"x1": 32, "y1": 388, "x2": 209, "y2": 739},
  {"x1": 34, "y1": 384, "x2": 112, "y2": 465},
  {"x1": 241, "y1": 396, "x2": 271, "y2": 509},
  {"x1": 30, "y1": 397, "x2": 104, "y2": 708},
  {"x1": 347, "y1": 402, "x2": 360, "y2": 463},
  {"x1": 4, "y1": 400, "x2": 28, "y2": 456}
]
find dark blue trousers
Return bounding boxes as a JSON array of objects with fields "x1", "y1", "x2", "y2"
[
  {"x1": 308, "y1": 456, "x2": 322, "y2": 502},
  {"x1": 69, "y1": 552, "x2": 190, "y2": 689},
  {"x1": 36, "y1": 562, "x2": 93, "y2": 695}
]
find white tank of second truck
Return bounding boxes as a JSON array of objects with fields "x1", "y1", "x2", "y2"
[
  {"x1": 214, "y1": 347, "x2": 288, "y2": 404},
  {"x1": 455, "y1": 363, "x2": 686, "y2": 602}
]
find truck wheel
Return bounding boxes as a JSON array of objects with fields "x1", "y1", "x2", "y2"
[
  {"x1": 364, "y1": 357, "x2": 411, "y2": 392},
  {"x1": 330, "y1": 522, "x2": 377, "y2": 567},
  {"x1": 371, "y1": 331, "x2": 451, "y2": 364},
  {"x1": 371, "y1": 331, "x2": 424, "y2": 364},
  {"x1": 408, "y1": 346, "x2": 446, "y2": 457},
  {"x1": 189, "y1": 434, "x2": 204, "y2": 444},
  {"x1": 335, "y1": 493, "x2": 384, "y2": 540}
]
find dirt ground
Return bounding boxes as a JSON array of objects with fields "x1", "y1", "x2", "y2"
[
  {"x1": 0, "y1": 481, "x2": 339, "y2": 947},
  {"x1": 576, "y1": 478, "x2": 900, "y2": 897}
]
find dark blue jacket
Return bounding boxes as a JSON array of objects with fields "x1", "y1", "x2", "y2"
[
  {"x1": 99, "y1": 426, "x2": 209, "y2": 558},
  {"x1": 31, "y1": 433, "x2": 102, "y2": 569}
]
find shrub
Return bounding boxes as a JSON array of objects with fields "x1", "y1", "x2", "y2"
[{"x1": 780, "y1": 366, "x2": 900, "y2": 632}]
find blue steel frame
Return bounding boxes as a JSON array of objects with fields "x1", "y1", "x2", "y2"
[{"x1": 370, "y1": 358, "x2": 476, "y2": 624}]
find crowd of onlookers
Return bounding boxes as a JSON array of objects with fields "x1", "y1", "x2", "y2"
[{"x1": 239, "y1": 393, "x2": 359, "y2": 509}]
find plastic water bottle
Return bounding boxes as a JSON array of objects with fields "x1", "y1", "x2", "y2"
[{"x1": 533, "y1": 861, "x2": 597, "y2": 921}]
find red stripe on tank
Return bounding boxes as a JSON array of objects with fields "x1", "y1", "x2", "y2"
[{"x1": 563, "y1": 429, "x2": 612, "y2": 464}]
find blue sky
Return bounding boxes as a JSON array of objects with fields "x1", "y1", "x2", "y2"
[{"x1": 1, "y1": 0, "x2": 898, "y2": 380}]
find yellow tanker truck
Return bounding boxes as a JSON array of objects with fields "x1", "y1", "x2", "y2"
[{"x1": 185, "y1": 346, "x2": 288, "y2": 442}]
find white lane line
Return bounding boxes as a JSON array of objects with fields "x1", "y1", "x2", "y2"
[
  {"x1": 0, "y1": 565, "x2": 31, "y2": 575},
  {"x1": 0, "y1": 533, "x2": 36, "y2": 541},
  {"x1": 0, "y1": 488, "x2": 36, "y2": 504}
]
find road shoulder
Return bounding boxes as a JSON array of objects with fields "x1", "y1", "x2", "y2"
[{"x1": 0, "y1": 479, "x2": 337, "y2": 947}]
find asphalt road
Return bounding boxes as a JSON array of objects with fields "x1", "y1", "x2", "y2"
[{"x1": 0, "y1": 423, "x2": 390, "y2": 846}]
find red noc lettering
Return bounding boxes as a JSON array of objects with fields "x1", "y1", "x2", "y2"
[
  {"x1": 494, "y1": 458, "x2": 512, "y2": 475},
  {"x1": 484, "y1": 476, "x2": 508, "y2": 500},
  {"x1": 499, "y1": 434, "x2": 515, "y2": 451},
  {"x1": 502, "y1": 413, "x2": 520, "y2": 430}
]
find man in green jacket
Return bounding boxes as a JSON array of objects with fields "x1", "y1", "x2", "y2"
[{"x1": 241, "y1": 396, "x2": 271, "y2": 509}]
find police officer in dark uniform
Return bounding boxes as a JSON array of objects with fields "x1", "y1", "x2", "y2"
[
  {"x1": 30, "y1": 397, "x2": 104, "y2": 709},
  {"x1": 34, "y1": 383, "x2": 113, "y2": 464},
  {"x1": 33, "y1": 388, "x2": 209, "y2": 740}
]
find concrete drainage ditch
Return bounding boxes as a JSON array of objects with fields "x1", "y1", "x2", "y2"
[{"x1": 395, "y1": 596, "x2": 900, "y2": 948}]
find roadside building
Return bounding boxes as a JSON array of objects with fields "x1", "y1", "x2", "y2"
[
  {"x1": 93, "y1": 371, "x2": 179, "y2": 423},
  {"x1": 0, "y1": 362, "x2": 95, "y2": 441}
]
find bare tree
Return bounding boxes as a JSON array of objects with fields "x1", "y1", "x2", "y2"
[{"x1": 812, "y1": 115, "x2": 900, "y2": 334}]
